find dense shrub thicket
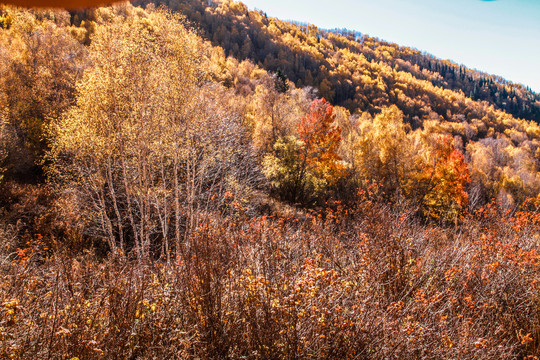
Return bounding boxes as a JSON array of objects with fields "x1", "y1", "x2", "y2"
[{"x1": 2, "y1": 199, "x2": 540, "y2": 359}]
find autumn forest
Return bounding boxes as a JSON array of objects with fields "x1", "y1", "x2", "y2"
[{"x1": 1, "y1": 0, "x2": 540, "y2": 358}]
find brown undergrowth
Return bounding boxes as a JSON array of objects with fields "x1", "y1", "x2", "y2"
[{"x1": 1, "y1": 199, "x2": 540, "y2": 359}]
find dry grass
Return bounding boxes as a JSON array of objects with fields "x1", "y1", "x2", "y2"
[{"x1": 1, "y1": 198, "x2": 540, "y2": 359}]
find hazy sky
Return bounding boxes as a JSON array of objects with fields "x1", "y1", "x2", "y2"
[{"x1": 240, "y1": 0, "x2": 540, "y2": 93}]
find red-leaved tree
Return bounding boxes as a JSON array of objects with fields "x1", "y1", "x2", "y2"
[
  {"x1": 420, "y1": 135, "x2": 470, "y2": 222},
  {"x1": 263, "y1": 98, "x2": 345, "y2": 203},
  {"x1": 297, "y1": 98, "x2": 345, "y2": 198}
]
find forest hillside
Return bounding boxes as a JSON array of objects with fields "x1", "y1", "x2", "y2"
[
  {"x1": 135, "y1": 0, "x2": 540, "y2": 123},
  {"x1": 1, "y1": 1, "x2": 540, "y2": 359}
]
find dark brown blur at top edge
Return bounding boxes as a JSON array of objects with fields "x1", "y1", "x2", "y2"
[{"x1": 1, "y1": 0, "x2": 119, "y2": 9}]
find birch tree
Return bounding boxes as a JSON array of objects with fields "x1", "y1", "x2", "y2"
[{"x1": 49, "y1": 9, "x2": 259, "y2": 260}]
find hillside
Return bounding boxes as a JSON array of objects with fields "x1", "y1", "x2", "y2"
[
  {"x1": 130, "y1": 0, "x2": 540, "y2": 210},
  {"x1": 1, "y1": 2, "x2": 540, "y2": 359},
  {"x1": 132, "y1": 0, "x2": 540, "y2": 123}
]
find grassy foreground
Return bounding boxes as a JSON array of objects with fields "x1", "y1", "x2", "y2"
[{"x1": 1, "y1": 197, "x2": 540, "y2": 359}]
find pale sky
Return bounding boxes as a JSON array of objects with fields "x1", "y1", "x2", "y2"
[{"x1": 240, "y1": 0, "x2": 540, "y2": 93}]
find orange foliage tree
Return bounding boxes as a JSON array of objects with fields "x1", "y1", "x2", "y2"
[
  {"x1": 420, "y1": 135, "x2": 470, "y2": 222},
  {"x1": 298, "y1": 98, "x2": 344, "y2": 186},
  {"x1": 263, "y1": 98, "x2": 345, "y2": 203}
]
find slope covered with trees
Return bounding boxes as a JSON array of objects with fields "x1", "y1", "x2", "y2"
[
  {"x1": 133, "y1": 0, "x2": 540, "y2": 123},
  {"x1": 1, "y1": 2, "x2": 540, "y2": 359}
]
